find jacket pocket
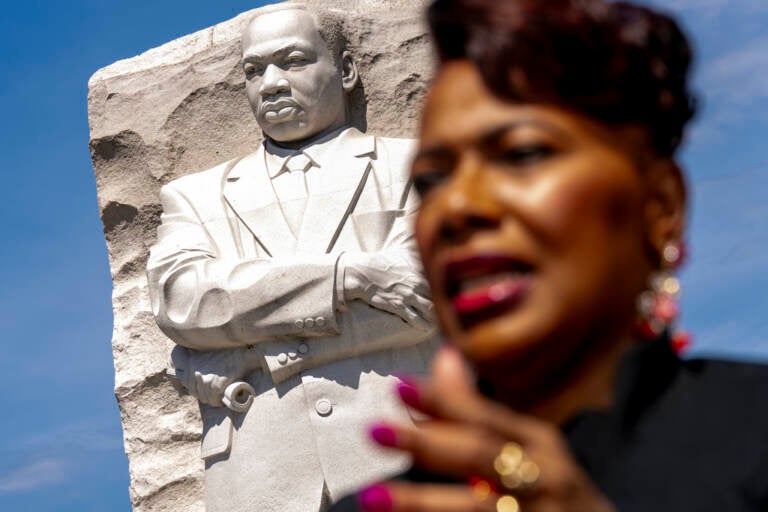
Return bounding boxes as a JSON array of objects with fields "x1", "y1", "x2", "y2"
[{"x1": 200, "y1": 405, "x2": 233, "y2": 460}]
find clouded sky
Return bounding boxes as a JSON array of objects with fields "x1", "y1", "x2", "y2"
[{"x1": 0, "y1": 0, "x2": 765, "y2": 510}]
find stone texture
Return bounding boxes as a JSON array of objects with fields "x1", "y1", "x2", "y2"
[{"x1": 87, "y1": 2, "x2": 433, "y2": 509}]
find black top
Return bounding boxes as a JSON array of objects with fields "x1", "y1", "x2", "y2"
[{"x1": 331, "y1": 339, "x2": 768, "y2": 511}]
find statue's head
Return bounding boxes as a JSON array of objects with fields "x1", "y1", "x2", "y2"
[{"x1": 242, "y1": 5, "x2": 359, "y2": 144}]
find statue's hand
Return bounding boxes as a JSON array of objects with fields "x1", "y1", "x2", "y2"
[
  {"x1": 343, "y1": 252, "x2": 434, "y2": 331},
  {"x1": 170, "y1": 346, "x2": 253, "y2": 407}
]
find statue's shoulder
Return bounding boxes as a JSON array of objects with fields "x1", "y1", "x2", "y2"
[
  {"x1": 375, "y1": 135, "x2": 418, "y2": 154},
  {"x1": 373, "y1": 136, "x2": 418, "y2": 180},
  {"x1": 162, "y1": 152, "x2": 258, "y2": 194}
]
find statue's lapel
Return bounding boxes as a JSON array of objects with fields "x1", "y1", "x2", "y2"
[
  {"x1": 296, "y1": 130, "x2": 377, "y2": 254},
  {"x1": 223, "y1": 147, "x2": 297, "y2": 256}
]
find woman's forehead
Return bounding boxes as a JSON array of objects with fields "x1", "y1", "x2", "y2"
[
  {"x1": 421, "y1": 60, "x2": 649, "y2": 156},
  {"x1": 422, "y1": 62, "x2": 573, "y2": 144}
]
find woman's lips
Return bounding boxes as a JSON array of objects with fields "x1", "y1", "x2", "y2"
[{"x1": 444, "y1": 255, "x2": 533, "y2": 329}]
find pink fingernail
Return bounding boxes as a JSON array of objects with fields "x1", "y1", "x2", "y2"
[
  {"x1": 396, "y1": 381, "x2": 420, "y2": 408},
  {"x1": 357, "y1": 484, "x2": 393, "y2": 512},
  {"x1": 369, "y1": 424, "x2": 398, "y2": 447},
  {"x1": 393, "y1": 372, "x2": 417, "y2": 383}
]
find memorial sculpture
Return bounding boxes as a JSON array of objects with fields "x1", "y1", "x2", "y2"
[
  {"x1": 88, "y1": 1, "x2": 433, "y2": 509},
  {"x1": 145, "y1": 4, "x2": 438, "y2": 511}
]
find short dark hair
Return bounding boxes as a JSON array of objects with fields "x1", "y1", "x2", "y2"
[
  {"x1": 247, "y1": 4, "x2": 349, "y2": 65},
  {"x1": 427, "y1": 0, "x2": 697, "y2": 155}
]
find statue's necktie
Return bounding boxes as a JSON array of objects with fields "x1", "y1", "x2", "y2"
[
  {"x1": 280, "y1": 153, "x2": 312, "y2": 237},
  {"x1": 285, "y1": 153, "x2": 312, "y2": 174}
]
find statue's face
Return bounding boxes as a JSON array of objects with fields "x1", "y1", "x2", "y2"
[{"x1": 242, "y1": 10, "x2": 347, "y2": 143}]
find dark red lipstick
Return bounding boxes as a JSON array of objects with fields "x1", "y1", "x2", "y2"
[{"x1": 445, "y1": 255, "x2": 533, "y2": 329}]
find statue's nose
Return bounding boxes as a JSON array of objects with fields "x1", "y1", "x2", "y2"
[{"x1": 259, "y1": 64, "x2": 290, "y2": 96}]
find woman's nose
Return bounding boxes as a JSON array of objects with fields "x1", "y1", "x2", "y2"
[{"x1": 437, "y1": 156, "x2": 501, "y2": 244}]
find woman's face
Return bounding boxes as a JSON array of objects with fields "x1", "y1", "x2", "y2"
[{"x1": 413, "y1": 61, "x2": 657, "y2": 385}]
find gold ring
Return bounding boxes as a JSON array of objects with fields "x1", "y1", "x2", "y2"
[
  {"x1": 496, "y1": 495, "x2": 520, "y2": 512},
  {"x1": 493, "y1": 442, "x2": 540, "y2": 492}
]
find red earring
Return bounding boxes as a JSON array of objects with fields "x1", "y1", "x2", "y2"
[{"x1": 635, "y1": 241, "x2": 692, "y2": 353}]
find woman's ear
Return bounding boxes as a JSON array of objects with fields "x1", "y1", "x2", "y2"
[
  {"x1": 340, "y1": 51, "x2": 359, "y2": 93},
  {"x1": 643, "y1": 158, "x2": 687, "y2": 266}
]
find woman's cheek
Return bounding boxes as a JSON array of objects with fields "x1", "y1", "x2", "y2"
[
  {"x1": 415, "y1": 206, "x2": 438, "y2": 270},
  {"x1": 519, "y1": 159, "x2": 642, "y2": 253}
]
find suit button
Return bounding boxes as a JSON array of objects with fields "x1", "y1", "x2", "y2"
[
  {"x1": 305, "y1": 317, "x2": 315, "y2": 328},
  {"x1": 277, "y1": 353, "x2": 288, "y2": 365},
  {"x1": 315, "y1": 399, "x2": 332, "y2": 416},
  {"x1": 298, "y1": 343, "x2": 309, "y2": 355},
  {"x1": 315, "y1": 316, "x2": 326, "y2": 327},
  {"x1": 295, "y1": 319, "x2": 304, "y2": 329}
]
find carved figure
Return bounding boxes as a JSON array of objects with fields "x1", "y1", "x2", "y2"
[{"x1": 146, "y1": 4, "x2": 438, "y2": 511}]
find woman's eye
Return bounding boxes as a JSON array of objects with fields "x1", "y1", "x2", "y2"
[
  {"x1": 499, "y1": 145, "x2": 554, "y2": 166},
  {"x1": 413, "y1": 170, "x2": 448, "y2": 198}
]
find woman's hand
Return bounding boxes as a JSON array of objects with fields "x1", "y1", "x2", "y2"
[{"x1": 359, "y1": 347, "x2": 616, "y2": 512}]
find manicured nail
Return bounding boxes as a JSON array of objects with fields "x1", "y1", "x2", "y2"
[
  {"x1": 393, "y1": 372, "x2": 418, "y2": 383},
  {"x1": 396, "y1": 380, "x2": 420, "y2": 408},
  {"x1": 358, "y1": 484, "x2": 393, "y2": 512},
  {"x1": 369, "y1": 424, "x2": 398, "y2": 447}
]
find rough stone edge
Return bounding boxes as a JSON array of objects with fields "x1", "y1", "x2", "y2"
[
  {"x1": 88, "y1": 9, "x2": 258, "y2": 86},
  {"x1": 88, "y1": 1, "x2": 429, "y2": 87}
]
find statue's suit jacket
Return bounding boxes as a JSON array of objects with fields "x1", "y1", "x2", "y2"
[{"x1": 147, "y1": 128, "x2": 438, "y2": 512}]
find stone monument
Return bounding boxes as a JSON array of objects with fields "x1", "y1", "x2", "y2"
[{"x1": 87, "y1": 1, "x2": 434, "y2": 510}]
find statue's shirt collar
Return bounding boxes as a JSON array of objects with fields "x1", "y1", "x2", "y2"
[{"x1": 263, "y1": 127, "x2": 376, "y2": 178}]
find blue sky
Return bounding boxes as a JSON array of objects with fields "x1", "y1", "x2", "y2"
[{"x1": 0, "y1": 0, "x2": 765, "y2": 510}]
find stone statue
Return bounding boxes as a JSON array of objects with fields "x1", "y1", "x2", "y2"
[{"x1": 145, "y1": 4, "x2": 438, "y2": 511}]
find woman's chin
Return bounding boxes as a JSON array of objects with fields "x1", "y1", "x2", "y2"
[{"x1": 452, "y1": 306, "x2": 553, "y2": 371}]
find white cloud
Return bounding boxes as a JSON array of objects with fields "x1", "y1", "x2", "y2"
[
  {"x1": 0, "y1": 418, "x2": 123, "y2": 497},
  {"x1": 705, "y1": 35, "x2": 768, "y2": 107},
  {"x1": 14, "y1": 418, "x2": 123, "y2": 453},
  {"x1": 0, "y1": 459, "x2": 68, "y2": 494},
  {"x1": 682, "y1": 34, "x2": 768, "y2": 147},
  {"x1": 680, "y1": 165, "x2": 768, "y2": 360},
  {"x1": 685, "y1": 166, "x2": 768, "y2": 278}
]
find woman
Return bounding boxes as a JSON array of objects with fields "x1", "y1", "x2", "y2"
[{"x1": 332, "y1": 0, "x2": 768, "y2": 510}]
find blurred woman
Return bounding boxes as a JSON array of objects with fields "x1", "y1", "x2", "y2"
[{"x1": 331, "y1": 0, "x2": 768, "y2": 511}]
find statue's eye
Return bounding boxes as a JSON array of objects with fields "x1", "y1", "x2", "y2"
[
  {"x1": 285, "y1": 53, "x2": 309, "y2": 66},
  {"x1": 243, "y1": 64, "x2": 264, "y2": 78}
]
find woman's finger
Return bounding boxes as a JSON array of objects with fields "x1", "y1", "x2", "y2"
[
  {"x1": 357, "y1": 482, "x2": 498, "y2": 512},
  {"x1": 370, "y1": 421, "x2": 502, "y2": 482},
  {"x1": 398, "y1": 348, "x2": 551, "y2": 444}
]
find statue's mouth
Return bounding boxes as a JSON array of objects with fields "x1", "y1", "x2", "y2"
[
  {"x1": 261, "y1": 99, "x2": 301, "y2": 121},
  {"x1": 264, "y1": 106, "x2": 300, "y2": 123}
]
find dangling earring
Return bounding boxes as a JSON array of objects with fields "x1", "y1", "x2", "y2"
[{"x1": 635, "y1": 241, "x2": 692, "y2": 353}]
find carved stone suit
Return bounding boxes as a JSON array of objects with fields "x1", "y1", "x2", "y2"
[{"x1": 147, "y1": 127, "x2": 438, "y2": 511}]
